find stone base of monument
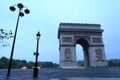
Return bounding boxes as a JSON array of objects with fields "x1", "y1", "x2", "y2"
[
  {"x1": 62, "y1": 66, "x2": 85, "y2": 70},
  {"x1": 60, "y1": 62, "x2": 85, "y2": 69}
]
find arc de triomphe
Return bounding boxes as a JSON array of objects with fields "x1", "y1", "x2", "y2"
[{"x1": 58, "y1": 23, "x2": 108, "y2": 69}]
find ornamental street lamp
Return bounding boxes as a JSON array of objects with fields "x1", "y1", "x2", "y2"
[
  {"x1": 33, "y1": 31, "x2": 41, "y2": 78},
  {"x1": 7, "y1": 3, "x2": 30, "y2": 77}
]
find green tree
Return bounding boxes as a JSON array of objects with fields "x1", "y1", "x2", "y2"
[
  {"x1": 0, "y1": 56, "x2": 59, "y2": 68},
  {"x1": 0, "y1": 56, "x2": 9, "y2": 68},
  {"x1": 39, "y1": 62, "x2": 57, "y2": 68},
  {"x1": 108, "y1": 60, "x2": 120, "y2": 67},
  {"x1": 27, "y1": 61, "x2": 34, "y2": 68},
  {"x1": 12, "y1": 59, "x2": 21, "y2": 68},
  {"x1": 19, "y1": 60, "x2": 27, "y2": 68},
  {"x1": 53, "y1": 63, "x2": 59, "y2": 67}
]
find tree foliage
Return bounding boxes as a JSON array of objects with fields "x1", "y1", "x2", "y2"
[
  {"x1": 0, "y1": 29, "x2": 13, "y2": 48},
  {"x1": 39, "y1": 62, "x2": 58, "y2": 68},
  {"x1": 108, "y1": 59, "x2": 120, "y2": 67},
  {"x1": 77, "y1": 60, "x2": 120, "y2": 67},
  {"x1": 0, "y1": 56, "x2": 9, "y2": 68},
  {"x1": 0, "y1": 56, "x2": 59, "y2": 69}
]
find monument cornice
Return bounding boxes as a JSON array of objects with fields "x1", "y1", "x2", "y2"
[
  {"x1": 59, "y1": 28, "x2": 103, "y2": 32},
  {"x1": 60, "y1": 23, "x2": 101, "y2": 26},
  {"x1": 89, "y1": 44, "x2": 104, "y2": 47}
]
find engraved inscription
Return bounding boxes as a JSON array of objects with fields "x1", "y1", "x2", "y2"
[
  {"x1": 64, "y1": 48, "x2": 72, "y2": 61},
  {"x1": 62, "y1": 37, "x2": 73, "y2": 43}
]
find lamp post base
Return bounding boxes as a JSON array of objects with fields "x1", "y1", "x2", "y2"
[{"x1": 33, "y1": 67, "x2": 38, "y2": 78}]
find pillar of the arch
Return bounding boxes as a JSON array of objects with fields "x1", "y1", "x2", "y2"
[
  {"x1": 83, "y1": 49, "x2": 90, "y2": 68},
  {"x1": 89, "y1": 46, "x2": 108, "y2": 67},
  {"x1": 59, "y1": 45, "x2": 78, "y2": 69}
]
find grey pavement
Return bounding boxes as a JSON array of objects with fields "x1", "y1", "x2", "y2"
[{"x1": 0, "y1": 67, "x2": 120, "y2": 80}]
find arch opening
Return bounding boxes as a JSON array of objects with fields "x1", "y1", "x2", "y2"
[
  {"x1": 76, "y1": 38, "x2": 90, "y2": 68},
  {"x1": 76, "y1": 44, "x2": 84, "y2": 67}
]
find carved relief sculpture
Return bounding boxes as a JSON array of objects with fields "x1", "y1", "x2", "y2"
[
  {"x1": 62, "y1": 37, "x2": 73, "y2": 43},
  {"x1": 92, "y1": 37, "x2": 102, "y2": 43},
  {"x1": 64, "y1": 48, "x2": 72, "y2": 61},
  {"x1": 74, "y1": 36, "x2": 90, "y2": 43},
  {"x1": 95, "y1": 48, "x2": 103, "y2": 61}
]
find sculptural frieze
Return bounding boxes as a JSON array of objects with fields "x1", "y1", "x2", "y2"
[
  {"x1": 92, "y1": 37, "x2": 102, "y2": 43},
  {"x1": 62, "y1": 37, "x2": 73, "y2": 43},
  {"x1": 74, "y1": 36, "x2": 90, "y2": 43},
  {"x1": 64, "y1": 48, "x2": 72, "y2": 61},
  {"x1": 95, "y1": 48, "x2": 103, "y2": 61}
]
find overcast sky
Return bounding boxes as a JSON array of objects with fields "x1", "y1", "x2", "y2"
[{"x1": 0, "y1": 0, "x2": 120, "y2": 63}]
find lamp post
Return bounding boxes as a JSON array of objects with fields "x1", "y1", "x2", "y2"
[
  {"x1": 7, "y1": 3, "x2": 30, "y2": 77},
  {"x1": 33, "y1": 31, "x2": 41, "y2": 78}
]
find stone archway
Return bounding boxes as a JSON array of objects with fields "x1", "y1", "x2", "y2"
[
  {"x1": 58, "y1": 23, "x2": 108, "y2": 69},
  {"x1": 76, "y1": 38, "x2": 90, "y2": 68}
]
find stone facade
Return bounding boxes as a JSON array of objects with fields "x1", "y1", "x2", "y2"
[{"x1": 58, "y1": 23, "x2": 108, "y2": 69}]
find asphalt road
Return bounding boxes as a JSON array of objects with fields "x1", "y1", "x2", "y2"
[{"x1": 0, "y1": 67, "x2": 120, "y2": 80}]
